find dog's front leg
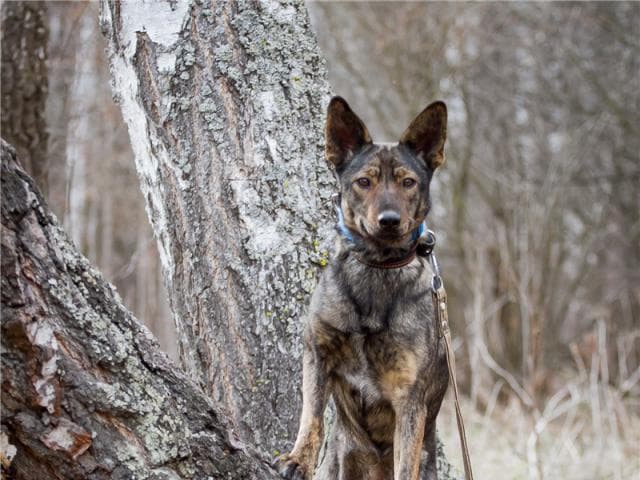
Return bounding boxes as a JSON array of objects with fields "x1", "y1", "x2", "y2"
[
  {"x1": 394, "y1": 400, "x2": 428, "y2": 480},
  {"x1": 275, "y1": 328, "x2": 329, "y2": 480}
]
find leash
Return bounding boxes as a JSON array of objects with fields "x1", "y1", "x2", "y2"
[{"x1": 425, "y1": 236, "x2": 474, "y2": 480}]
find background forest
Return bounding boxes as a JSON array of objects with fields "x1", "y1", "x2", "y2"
[{"x1": 1, "y1": 1, "x2": 638, "y2": 479}]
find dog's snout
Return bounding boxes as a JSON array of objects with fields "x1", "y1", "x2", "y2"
[{"x1": 378, "y1": 210, "x2": 401, "y2": 228}]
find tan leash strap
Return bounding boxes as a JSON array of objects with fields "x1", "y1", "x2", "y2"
[{"x1": 434, "y1": 284, "x2": 474, "y2": 480}]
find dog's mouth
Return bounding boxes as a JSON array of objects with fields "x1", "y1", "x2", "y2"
[
  {"x1": 358, "y1": 219, "x2": 411, "y2": 244},
  {"x1": 375, "y1": 227, "x2": 404, "y2": 240}
]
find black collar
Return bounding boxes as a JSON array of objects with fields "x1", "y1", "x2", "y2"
[{"x1": 352, "y1": 243, "x2": 419, "y2": 269}]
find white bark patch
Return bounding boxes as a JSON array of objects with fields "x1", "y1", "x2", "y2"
[
  {"x1": 249, "y1": 223, "x2": 282, "y2": 255},
  {"x1": 265, "y1": 136, "x2": 279, "y2": 164},
  {"x1": 157, "y1": 52, "x2": 177, "y2": 74},
  {"x1": 107, "y1": 54, "x2": 174, "y2": 275},
  {"x1": 26, "y1": 322, "x2": 60, "y2": 413},
  {"x1": 0, "y1": 432, "x2": 17, "y2": 466},
  {"x1": 40, "y1": 418, "x2": 92, "y2": 460},
  {"x1": 262, "y1": 0, "x2": 296, "y2": 25},
  {"x1": 33, "y1": 377, "x2": 57, "y2": 413},
  {"x1": 119, "y1": 1, "x2": 190, "y2": 57},
  {"x1": 26, "y1": 321, "x2": 58, "y2": 349},
  {"x1": 259, "y1": 90, "x2": 277, "y2": 121},
  {"x1": 229, "y1": 180, "x2": 294, "y2": 256}
]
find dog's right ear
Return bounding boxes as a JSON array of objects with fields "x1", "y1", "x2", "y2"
[{"x1": 325, "y1": 97, "x2": 372, "y2": 169}]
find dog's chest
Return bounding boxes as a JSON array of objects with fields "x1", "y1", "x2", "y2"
[
  {"x1": 339, "y1": 335, "x2": 381, "y2": 400},
  {"x1": 314, "y1": 263, "x2": 434, "y2": 403},
  {"x1": 336, "y1": 332, "x2": 421, "y2": 404}
]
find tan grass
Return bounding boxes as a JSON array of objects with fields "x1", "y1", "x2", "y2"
[{"x1": 438, "y1": 378, "x2": 640, "y2": 480}]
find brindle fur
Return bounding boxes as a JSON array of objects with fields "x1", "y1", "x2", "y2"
[{"x1": 276, "y1": 97, "x2": 449, "y2": 480}]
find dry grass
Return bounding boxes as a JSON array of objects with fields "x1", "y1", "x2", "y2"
[{"x1": 438, "y1": 376, "x2": 640, "y2": 480}]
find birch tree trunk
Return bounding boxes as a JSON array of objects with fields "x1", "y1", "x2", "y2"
[
  {"x1": 100, "y1": 0, "x2": 335, "y2": 449},
  {"x1": 1, "y1": 141, "x2": 279, "y2": 480}
]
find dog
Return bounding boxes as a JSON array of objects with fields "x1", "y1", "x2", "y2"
[{"x1": 275, "y1": 97, "x2": 449, "y2": 480}]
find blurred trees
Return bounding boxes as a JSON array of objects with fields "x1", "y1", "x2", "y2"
[
  {"x1": 2, "y1": 1, "x2": 176, "y2": 357},
  {"x1": 309, "y1": 0, "x2": 639, "y2": 409},
  {"x1": 308, "y1": 4, "x2": 639, "y2": 476},
  {"x1": 1, "y1": 1, "x2": 49, "y2": 193}
]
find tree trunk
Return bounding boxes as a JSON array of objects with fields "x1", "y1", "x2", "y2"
[
  {"x1": 1, "y1": 140, "x2": 280, "y2": 479},
  {"x1": 100, "y1": 0, "x2": 335, "y2": 449},
  {"x1": 99, "y1": 3, "x2": 460, "y2": 477},
  {"x1": 1, "y1": 1, "x2": 49, "y2": 195}
]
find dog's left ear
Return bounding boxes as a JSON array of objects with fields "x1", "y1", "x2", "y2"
[{"x1": 399, "y1": 101, "x2": 447, "y2": 169}]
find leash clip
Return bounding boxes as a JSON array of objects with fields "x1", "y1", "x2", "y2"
[{"x1": 429, "y1": 249, "x2": 443, "y2": 292}]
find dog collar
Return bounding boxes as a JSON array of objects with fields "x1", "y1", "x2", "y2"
[
  {"x1": 334, "y1": 198, "x2": 427, "y2": 269},
  {"x1": 353, "y1": 244, "x2": 419, "y2": 269},
  {"x1": 352, "y1": 226, "x2": 436, "y2": 270},
  {"x1": 336, "y1": 204, "x2": 357, "y2": 243}
]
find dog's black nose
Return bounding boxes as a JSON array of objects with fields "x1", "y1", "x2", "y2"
[{"x1": 378, "y1": 210, "x2": 401, "y2": 227}]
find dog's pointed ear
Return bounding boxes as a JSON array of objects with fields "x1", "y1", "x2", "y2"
[
  {"x1": 399, "y1": 101, "x2": 447, "y2": 169},
  {"x1": 325, "y1": 97, "x2": 372, "y2": 169}
]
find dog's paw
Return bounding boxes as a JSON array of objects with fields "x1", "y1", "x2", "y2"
[{"x1": 272, "y1": 453, "x2": 309, "y2": 480}]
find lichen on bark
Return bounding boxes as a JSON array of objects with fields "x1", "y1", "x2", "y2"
[
  {"x1": 100, "y1": 0, "x2": 334, "y2": 449},
  {"x1": 99, "y1": 2, "x2": 462, "y2": 478},
  {"x1": 1, "y1": 140, "x2": 281, "y2": 479}
]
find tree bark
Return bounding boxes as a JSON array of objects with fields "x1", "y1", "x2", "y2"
[
  {"x1": 99, "y1": 3, "x2": 460, "y2": 477},
  {"x1": 100, "y1": 0, "x2": 335, "y2": 449},
  {"x1": 1, "y1": 1, "x2": 49, "y2": 195},
  {"x1": 1, "y1": 140, "x2": 280, "y2": 479}
]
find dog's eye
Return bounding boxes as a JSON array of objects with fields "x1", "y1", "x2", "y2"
[
  {"x1": 356, "y1": 178, "x2": 371, "y2": 188},
  {"x1": 402, "y1": 178, "x2": 416, "y2": 188}
]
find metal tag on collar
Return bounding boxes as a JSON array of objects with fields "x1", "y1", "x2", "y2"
[{"x1": 424, "y1": 229, "x2": 436, "y2": 250}]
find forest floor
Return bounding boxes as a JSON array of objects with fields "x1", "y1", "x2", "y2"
[{"x1": 438, "y1": 388, "x2": 640, "y2": 480}]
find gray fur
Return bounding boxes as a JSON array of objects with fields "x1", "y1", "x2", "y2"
[{"x1": 275, "y1": 97, "x2": 449, "y2": 480}]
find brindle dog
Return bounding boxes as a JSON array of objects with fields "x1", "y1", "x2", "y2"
[{"x1": 276, "y1": 97, "x2": 449, "y2": 480}]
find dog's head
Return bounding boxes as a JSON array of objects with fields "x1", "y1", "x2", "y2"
[{"x1": 325, "y1": 97, "x2": 447, "y2": 247}]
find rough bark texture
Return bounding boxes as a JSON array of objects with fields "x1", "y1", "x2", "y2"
[
  {"x1": 1, "y1": 140, "x2": 280, "y2": 479},
  {"x1": 100, "y1": 0, "x2": 335, "y2": 450},
  {"x1": 99, "y1": 2, "x2": 459, "y2": 477},
  {"x1": 1, "y1": 1, "x2": 49, "y2": 195}
]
